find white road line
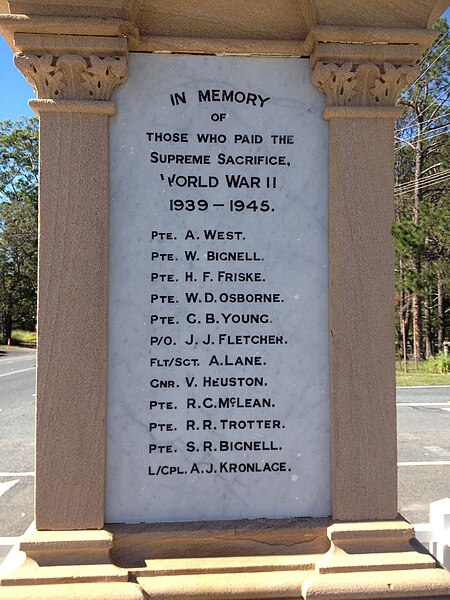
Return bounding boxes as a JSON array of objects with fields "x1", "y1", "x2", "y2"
[
  {"x1": 0, "y1": 472, "x2": 34, "y2": 477},
  {"x1": 0, "y1": 358, "x2": 35, "y2": 365},
  {"x1": 397, "y1": 402, "x2": 450, "y2": 407},
  {"x1": 398, "y1": 461, "x2": 450, "y2": 467},
  {"x1": 397, "y1": 385, "x2": 450, "y2": 389},
  {"x1": 0, "y1": 367, "x2": 36, "y2": 378},
  {"x1": 0, "y1": 480, "x2": 19, "y2": 498}
]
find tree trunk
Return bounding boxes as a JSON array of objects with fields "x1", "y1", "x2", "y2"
[
  {"x1": 424, "y1": 289, "x2": 433, "y2": 358},
  {"x1": 3, "y1": 313, "x2": 12, "y2": 344},
  {"x1": 412, "y1": 115, "x2": 425, "y2": 362},
  {"x1": 412, "y1": 293, "x2": 424, "y2": 364},
  {"x1": 437, "y1": 278, "x2": 445, "y2": 353},
  {"x1": 404, "y1": 292, "x2": 412, "y2": 354},
  {"x1": 398, "y1": 258, "x2": 410, "y2": 366}
]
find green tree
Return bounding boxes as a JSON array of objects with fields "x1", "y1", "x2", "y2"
[
  {"x1": 0, "y1": 118, "x2": 38, "y2": 343},
  {"x1": 394, "y1": 18, "x2": 450, "y2": 362}
]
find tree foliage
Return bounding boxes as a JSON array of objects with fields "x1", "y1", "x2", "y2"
[
  {"x1": 0, "y1": 118, "x2": 38, "y2": 343},
  {"x1": 394, "y1": 18, "x2": 450, "y2": 360}
]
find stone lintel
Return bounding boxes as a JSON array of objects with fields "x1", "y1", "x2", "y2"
[
  {"x1": 131, "y1": 36, "x2": 308, "y2": 56},
  {"x1": 0, "y1": 14, "x2": 137, "y2": 37},
  {"x1": 0, "y1": 14, "x2": 138, "y2": 50},
  {"x1": 305, "y1": 24, "x2": 438, "y2": 53},
  {"x1": 3, "y1": 0, "x2": 447, "y2": 33},
  {"x1": 0, "y1": 9, "x2": 439, "y2": 58},
  {"x1": 310, "y1": 41, "x2": 423, "y2": 69},
  {"x1": 13, "y1": 32, "x2": 128, "y2": 57},
  {"x1": 6, "y1": 0, "x2": 131, "y2": 20}
]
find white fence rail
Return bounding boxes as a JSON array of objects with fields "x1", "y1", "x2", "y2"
[{"x1": 414, "y1": 497, "x2": 450, "y2": 569}]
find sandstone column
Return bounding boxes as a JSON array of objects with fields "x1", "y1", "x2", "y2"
[
  {"x1": 311, "y1": 45, "x2": 420, "y2": 521},
  {"x1": 15, "y1": 47, "x2": 127, "y2": 530}
]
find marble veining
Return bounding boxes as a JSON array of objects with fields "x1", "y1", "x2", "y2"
[{"x1": 106, "y1": 54, "x2": 330, "y2": 523}]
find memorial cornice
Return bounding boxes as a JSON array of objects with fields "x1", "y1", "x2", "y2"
[
  {"x1": 1, "y1": 0, "x2": 447, "y2": 30},
  {"x1": 0, "y1": 1, "x2": 446, "y2": 57},
  {"x1": 0, "y1": 14, "x2": 138, "y2": 48}
]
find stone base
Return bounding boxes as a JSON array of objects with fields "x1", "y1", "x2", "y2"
[{"x1": 1, "y1": 518, "x2": 449, "y2": 599}]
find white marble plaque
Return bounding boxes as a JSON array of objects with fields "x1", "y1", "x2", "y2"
[{"x1": 106, "y1": 54, "x2": 330, "y2": 523}]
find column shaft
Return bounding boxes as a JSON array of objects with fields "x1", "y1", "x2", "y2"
[
  {"x1": 328, "y1": 116, "x2": 397, "y2": 520},
  {"x1": 36, "y1": 111, "x2": 109, "y2": 529}
]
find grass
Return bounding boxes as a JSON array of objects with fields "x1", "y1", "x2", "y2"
[
  {"x1": 8, "y1": 329, "x2": 37, "y2": 348},
  {"x1": 396, "y1": 360, "x2": 450, "y2": 386}
]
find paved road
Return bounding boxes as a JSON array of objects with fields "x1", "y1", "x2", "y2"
[
  {"x1": 397, "y1": 385, "x2": 450, "y2": 524},
  {"x1": 0, "y1": 348, "x2": 35, "y2": 539},
  {"x1": 0, "y1": 350, "x2": 448, "y2": 541}
]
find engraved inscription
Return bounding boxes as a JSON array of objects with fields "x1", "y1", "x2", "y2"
[{"x1": 106, "y1": 55, "x2": 331, "y2": 523}]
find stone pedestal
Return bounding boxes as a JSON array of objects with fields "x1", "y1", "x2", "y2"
[{"x1": 2, "y1": 519, "x2": 450, "y2": 599}]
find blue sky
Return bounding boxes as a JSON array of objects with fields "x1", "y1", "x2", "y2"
[
  {"x1": 0, "y1": 35, "x2": 34, "y2": 121},
  {"x1": 0, "y1": 8, "x2": 449, "y2": 121}
]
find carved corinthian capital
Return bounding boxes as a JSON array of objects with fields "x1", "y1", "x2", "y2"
[
  {"x1": 14, "y1": 53, "x2": 128, "y2": 101},
  {"x1": 311, "y1": 62, "x2": 420, "y2": 107}
]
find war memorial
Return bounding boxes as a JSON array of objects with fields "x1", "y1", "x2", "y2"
[{"x1": 0, "y1": 0, "x2": 450, "y2": 598}]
